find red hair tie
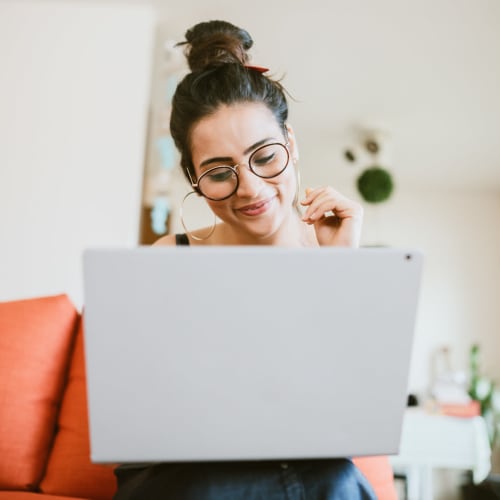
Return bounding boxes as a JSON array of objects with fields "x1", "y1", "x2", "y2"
[{"x1": 244, "y1": 65, "x2": 269, "y2": 74}]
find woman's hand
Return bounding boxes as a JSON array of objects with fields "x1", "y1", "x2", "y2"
[{"x1": 300, "y1": 186, "x2": 363, "y2": 247}]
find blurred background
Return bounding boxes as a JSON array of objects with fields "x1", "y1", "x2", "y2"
[{"x1": 0, "y1": 1, "x2": 499, "y2": 497}]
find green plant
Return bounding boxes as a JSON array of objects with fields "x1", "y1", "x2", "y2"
[
  {"x1": 468, "y1": 344, "x2": 500, "y2": 447},
  {"x1": 356, "y1": 166, "x2": 394, "y2": 203}
]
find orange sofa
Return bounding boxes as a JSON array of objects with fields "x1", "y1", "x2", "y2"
[{"x1": 0, "y1": 294, "x2": 398, "y2": 499}]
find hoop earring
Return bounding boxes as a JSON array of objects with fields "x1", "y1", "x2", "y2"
[
  {"x1": 292, "y1": 159, "x2": 302, "y2": 214},
  {"x1": 180, "y1": 191, "x2": 217, "y2": 241}
]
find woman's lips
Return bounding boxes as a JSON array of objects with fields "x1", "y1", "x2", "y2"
[{"x1": 237, "y1": 196, "x2": 275, "y2": 216}]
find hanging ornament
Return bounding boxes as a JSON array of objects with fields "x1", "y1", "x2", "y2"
[{"x1": 357, "y1": 166, "x2": 394, "y2": 203}]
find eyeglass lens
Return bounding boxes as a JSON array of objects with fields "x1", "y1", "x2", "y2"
[{"x1": 197, "y1": 143, "x2": 289, "y2": 200}]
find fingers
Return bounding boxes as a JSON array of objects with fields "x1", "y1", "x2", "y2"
[
  {"x1": 300, "y1": 186, "x2": 363, "y2": 224},
  {"x1": 301, "y1": 192, "x2": 336, "y2": 223}
]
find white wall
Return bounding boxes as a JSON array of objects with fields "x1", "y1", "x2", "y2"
[
  {"x1": 364, "y1": 188, "x2": 500, "y2": 396},
  {"x1": 0, "y1": 1, "x2": 155, "y2": 308}
]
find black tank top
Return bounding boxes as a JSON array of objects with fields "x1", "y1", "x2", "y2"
[{"x1": 175, "y1": 233, "x2": 190, "y2": 246}]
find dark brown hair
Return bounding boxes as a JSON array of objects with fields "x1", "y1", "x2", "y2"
[{"x1": 170, "y1": 20, "x2": 289, "y2": 182}]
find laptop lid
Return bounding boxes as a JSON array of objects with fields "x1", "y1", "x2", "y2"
[{"x1": 83, "y1": 246, "x2": 422, "y2": 463}]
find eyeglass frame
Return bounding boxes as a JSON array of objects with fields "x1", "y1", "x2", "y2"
[{"x1": 186, "y1": 142, "x2": 291, "y2": 201}]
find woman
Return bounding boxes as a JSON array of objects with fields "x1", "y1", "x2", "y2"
[{"x1": 114, "y1": 20, "x2": 374, "y2": 500}]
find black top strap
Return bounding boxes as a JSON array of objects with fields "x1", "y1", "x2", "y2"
[{"x1": 175, "y1": 233, "x2": 190, "y2": 246}]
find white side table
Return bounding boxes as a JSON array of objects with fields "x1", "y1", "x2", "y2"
[{"x1": 389, "y1": 407, "x2": 491, "y2": 500}]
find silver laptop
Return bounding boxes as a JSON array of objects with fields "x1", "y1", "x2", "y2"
[{"x1": 83, "y1": 246, "x2": 422, "y2": 463}]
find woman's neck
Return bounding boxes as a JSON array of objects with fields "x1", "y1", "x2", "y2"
[{"x1": 213, "y1": 212, "x2": 318, "y2": 247}]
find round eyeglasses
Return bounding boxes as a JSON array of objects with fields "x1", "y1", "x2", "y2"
[{"x1": 190, "y1": 142, "x2": 290, "y2": 201}]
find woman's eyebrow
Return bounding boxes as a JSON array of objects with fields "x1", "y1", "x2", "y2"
[
  {"x1": 243, "y1": 137, "x2": 274, "y2": 155},
  {"x1": 199, "y1": 156, "x2": 233, "y2": 168},
  {"x1": 199, "y1": 137, "x2": 276, "y2": 168}
]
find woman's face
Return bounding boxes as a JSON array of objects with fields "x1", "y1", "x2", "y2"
[{"x1": 189, "y1": 102, "x2": 298, "y2": 240}]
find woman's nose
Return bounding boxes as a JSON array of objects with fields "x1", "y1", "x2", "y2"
[{"x1": 235, "y1": 165, "x2": 264, "y2": 198}]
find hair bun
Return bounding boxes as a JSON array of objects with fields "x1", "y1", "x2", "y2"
[{"x1": 181, "y1": 20, "x2": 253, "y2": 72}]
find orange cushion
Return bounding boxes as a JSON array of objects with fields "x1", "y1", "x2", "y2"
[
  {"x1": 40, "y1": 318, "x2": 116, "y2": 500},
  {"x1": 353, "y1": 455, "x2": 398, "y2": 500},
  {"x1": 0, "y1": 294, "x2": 79, "y2": 491},
  {"x1": 0, "y1": 492, "x2": 91, "y2": 500}
]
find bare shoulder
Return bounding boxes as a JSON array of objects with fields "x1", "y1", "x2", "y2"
[{"x1": 152, "y1": 234, "x2": 177, "y2": 246}]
